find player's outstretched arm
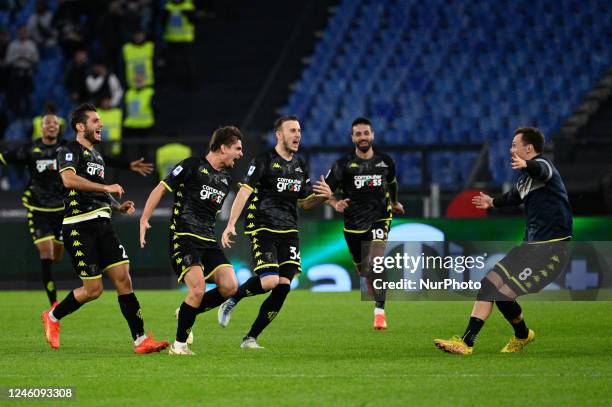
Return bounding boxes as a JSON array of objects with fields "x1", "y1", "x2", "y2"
[
  {"x1": 139, "y1": 183, "x2": 167, "y2": 248},
  {"x1": 60, "y1": 169, "x2": 124, "y2": 197},
  {"x1": 299, "y1": 176, "x2": 332, "y2": 210},
  {"x1": 472, "y1": 191, "x2": 494, "y2": 209},
  {"x1": 391, "y1": 201, "x2": 405, "y2": 214},
  {"x1": 105, "y1": 156, "x2": 154, "y2": 176},
  {"x1": 221, "y1": 185, "x2": 252, "y2": 248}
]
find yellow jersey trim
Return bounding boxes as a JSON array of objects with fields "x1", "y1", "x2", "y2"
[
  {"x1": 175, "y1": 232, "x2": 216, "y2": 242},
  {"x1": 0, "y1": 153, "x2": 7, "y2": 166},
  {"x1": 63, "y1": 207, "x2": 112, "y2": 223},
  {"x1": 343, "y1": 218, "x2": 392, "y2": 234},
  {"x1": 24, "y1": 203, "x2": 64, "y2": 212},
  {"x1": 253, "y1": 263, "x2": 279, "y2": 272},
  {"x1": 205, "y1": 263, "x2": 233, "y2": 280},
  {"x1": 245, "y1": 228, "x2": 299, "y2": 235},
  {"x1": 79, "y1": 274, "x2": 103, "y2": 280},
  {"x1": 160, "y1": 180, "x2": 173, "y2": 192},
  {"x1": 297, "y1": 193, "x2": 316, "y2": 203},
  {"x1": 527, "y1": 236, "x2": 571, "y2": 245},
  {"x1": 33, "y1": 235, "x2": 55, "y2": 244},
  {"x1": 238, "y1": 182, "x2": 254, "y2": 192},
  {"x1": 279, "y1": 260, "x2": 301, "y2": 267},
  {"x1": 59, "y1": 166, "x2": 76, "y2": 173},
  {"x1": 496, "y1": 262, "x2": 528, "y2": 294}
]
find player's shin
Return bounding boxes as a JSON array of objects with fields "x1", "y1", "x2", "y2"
[
  {"x1": 118, "y1": 292, "x2": 145, "y2": 341},
  {"x1": 246, "y1": 283, "x2": 290, "y2": 339},
  {"x1": 175, "y1": 301, "x2": 198, "y2": 345},
  {"x1": 496, "y1": 300, "x2": 529, "y2": 339},
  {"x1": 196, "y1": 287, "x2": 225, "y2": 313},
  {"x1": 41, "y1": 259, "x2": 57, "y2": 305},
  {"x1": 51, "y1": 290, "x2": 83, "y2": 320},
  {"x1": 233, "y1": 276, "x2": 265, "y2": 302}
]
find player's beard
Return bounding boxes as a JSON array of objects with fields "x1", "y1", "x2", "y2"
[
  {"x1": 283, "y1": 139, "x2": 297, "y2": 153},
  {"x1": 84, "y1": 128, "x2": 100, "y2": 144},
  {"x1": 356, "y1": 140, "x2": 372, "y2": 153}
]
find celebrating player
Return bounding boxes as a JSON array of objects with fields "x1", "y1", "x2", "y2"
[
  {"x1": 0, "y1": 114, "x2": 152, "y2": 307},
  {"x1": 139, "y1": 126, "x2": 244, "y2": 356},
  {"x1": 218, "y1": 115, "x2": 331, "y2": 349},
  {"x1": 40, "y1": 103, "x2": 168, "y2": 353},
  {"x1": 434, "y1": 127, "x2": 573, "y2": 354},
  {"x1": 324, "y1": 117, "x2": 404, "y2": 330}
]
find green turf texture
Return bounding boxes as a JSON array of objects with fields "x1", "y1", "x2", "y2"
[{"x1": 1, "y1": 290, "x2": 611, "y2": 406}]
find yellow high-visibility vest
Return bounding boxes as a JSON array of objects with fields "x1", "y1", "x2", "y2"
[
  {"x1": 98, "y1": 108, "x2": 123, "y2": 156},
  {"x1": 122, "y1": 41, "x2": 155, "y2": 88},
  {"x1": 124, "y1": 87, "x2": 155, "y2": 129},
  {"x1": 164, "y1": 1, "x2": 195, "y2": 43},
  {"x1": 156, "y1": 143, "x2": 192, "y2": 179},
  {"x1": 32, "y1": 116, "x2": 66, "y2": 139}
]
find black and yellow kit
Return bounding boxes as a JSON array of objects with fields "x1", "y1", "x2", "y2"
[
  {"x1": 162, "y1": 157, "x2": 232, "y2": 282},
  {"x1": 325, "y1": 152, "x2": 398, "y2": 265},
  {"x1": 1, "y1": 140, "x2": 66, "y2": 243},
  {"x1": 239, "y1": 148, "x2": 313, "y2": 276},
  {"x1": 57, "y1": 141, "x2": 128, "y2": 279}
]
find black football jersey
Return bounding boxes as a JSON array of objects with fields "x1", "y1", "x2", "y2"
[
  {"x1": 163, "y1": 156, "x2": 232, "y2": 241},
  {"x1": 240, "y1": 148, "x2": 314, "y2": 234},
  {"x1": 325, "y1": 152, "x2": 397, "y2": 231},
  {"x1": 57, "y1": 141, "x2": 112, "y2": 223},
  {"x1": 0, "y1": 139, "x2": 65, "y2": 211}
]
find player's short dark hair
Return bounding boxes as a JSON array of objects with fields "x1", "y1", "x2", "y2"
[
  {"x1": 514, "y1": 126, "x2": 545, "y2": 153},
  {"x1": 351, "y1": 117, "x2": 373, "y2": 130},
  {"x1": 209, "y1": 126, "x2": 243, "y2": 152},
  {"x1": 274, "y1": 115, "x2": 299, "y2": 132},
  {"x1": 71, "y1": 103, "x2": 97, "y2": 131}
]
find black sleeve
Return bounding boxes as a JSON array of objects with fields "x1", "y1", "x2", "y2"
[
  {"x1": 57, "y1": 145, "x2": 79, "y2": 174},
  {"x1": 240, "y1": 155, "x2": 267, "y2": 191},
  {"x1": 525, "y1": 158, "x2": 553, "y2": 182},
  {"x1": 161, "y1": 158, "x2": 192, "y2": 192},
  {"x1": 298, "y1": 158, "x2": 314, "y2": 200},
  {"x1": 324, "y1": 159, "x2": 343, "y2": 192},
  {"x1": 384, "y1": 154, "x2": 398, "y2": 202},
  {"x1": 492, "y1": 187, "x2": 523, "y2": 207},
  {"x1": 105, "y1": 156, "x2": 131, "y2": 170},
  {"x1": 0, "y1": 143, "x2": 30, "y2": 167}
]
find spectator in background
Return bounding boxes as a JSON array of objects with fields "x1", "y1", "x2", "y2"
[
  {"x1": 5, "y1": 26, "x2": 39, "y2": 117},
  {"x1": 86, "y1": 61, "x2": 124, "y2": 108},
  {"x1": 162, "y1": 0, "x2": 195, "y2": 88},
  {"x1": 53, "y1": 0, "x2": 87, "y2": 59},
  {"x1": 0, "y1": 28, "x2": 10, "y2": 96},
  {"x1": 123, "y1": 72, "x2": 155, "y2": 160},
  {"x1": 64, "y1": 48, "x2": 88, "y2": 103},
  {"x1": 26, "y1": 0, "x2": 57, "y2": 49},
  {"x1": 95, "y1": 0, "x2": 126, "y2": 72},
  {"x1": 122, "y1": 30, "x2": 154, "y2": 89}
]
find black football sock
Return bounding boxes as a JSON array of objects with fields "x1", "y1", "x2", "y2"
[
  {"x1": 196, "y1": 288, "x2": 225, "y2": 314},
  {"x1": 246, "y1": 284, "x2": 290, "y2": 339},
  {"x1": 462, "y1": 316, "x2": 485, "y2": 347},
  {"x1": 118, "y1": 293, "x2": 145, "y2": 340},
  {"x1": 233, "y1": 276, "x2": 265, "y2": 303},
  {"x1": 176, "y1": 301, "x2": 198, "y2": 343},
  {"x1": 41, "y1": 259, "x2": 56, "y2": 305},
  {"x1": 496, "y1": 300, "x2": 528, "y2": 339},
  {"x1": 375, "y1": 301, "x2": 385, "y2": 309},
  {"x1": 52, "y1": 290, "x2": 83, "y2": 320}
]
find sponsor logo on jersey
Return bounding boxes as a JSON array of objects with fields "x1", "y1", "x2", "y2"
[
  {"x1": 276, "y1": 177, "x2": 302, "y2": 192},
  {"x1": 35, "y1": 159, "x2": 57, "y2": 173},
  {"x1": 354, "y1": 174, "x2": 382, "y2": 189},
  {"x1": 86, "y1": 162, "x2": 105, "y2": 178},
  {"x1": 375, "y1": 161, "x2": 388, "y2": 168},
  {"x1": 247, "y1": 165, "x2": 256, "y2": 176},
  {"x1": 65, "y1": 153, "x2": 73, "y2": 161},
  {"x1": 200, "y1": 184, "x2": 226, "y2": 204},
  {"x1": 172, "y1": 165, "x2": 183, "y2": 176}
]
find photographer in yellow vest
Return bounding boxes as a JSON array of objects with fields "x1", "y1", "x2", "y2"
[
  {"x1": 122, "y1": 30, "x2": 155, "y2": 89},
  {"x1": 123, "y1": 73, "x2": 155, "y2": 160}
]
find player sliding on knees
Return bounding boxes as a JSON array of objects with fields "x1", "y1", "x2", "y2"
[
  {"x1": 325, "y1": 117, "x2": 404, "y2": 330},
  {"x1": 218, "y1": 115, "x2": 331, "y2": 349},
  {"x1": 140, "y1": 126, "x2": 244, "y2": 355},
  {"x1": 434, "y1": 127, "x2": 572, "y2": 355},
  {"x1": 41, "y1": 103, "x2": 168, "y2": 353}
]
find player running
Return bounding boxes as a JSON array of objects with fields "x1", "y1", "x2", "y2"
[
  {"x1": 0, "y1": 114, "x2": 152, "y2": 307},
  {"x1": 139, "y1": 126, "x2": 244, "y2": 356},
  {"x1": 434, "y1": 127, "x2": 573, "y2": 355},
  {"x1": 324, "y1": 117, "x2": 404, "y2": 330},
  {"x1": 218, "y1": 115, "x2": 331, "y2": 349},
  {"x1": 40, "y1": 103, "x2": 168, "y2": 353}
]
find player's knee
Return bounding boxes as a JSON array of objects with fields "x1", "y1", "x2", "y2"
[
  {"x1": 189, "y1": 284, "x2": 205, "y2": 301},
  {"x1": 84, "y1": 284, "x2": 103, "y2": 300},
  {"x1": 219, "y1": 279, "x2": 238, "y2": 297},
  {"x1": 476, "y1": 276, "x2": 504, "y2": 302},
  {"x1": 260, "y1": 274, "x2": 279, "y2": 291}
]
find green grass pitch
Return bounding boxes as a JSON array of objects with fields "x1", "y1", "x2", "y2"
[{"x1": 1, "y1": 290, "x2": 611, "y2": 406}]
